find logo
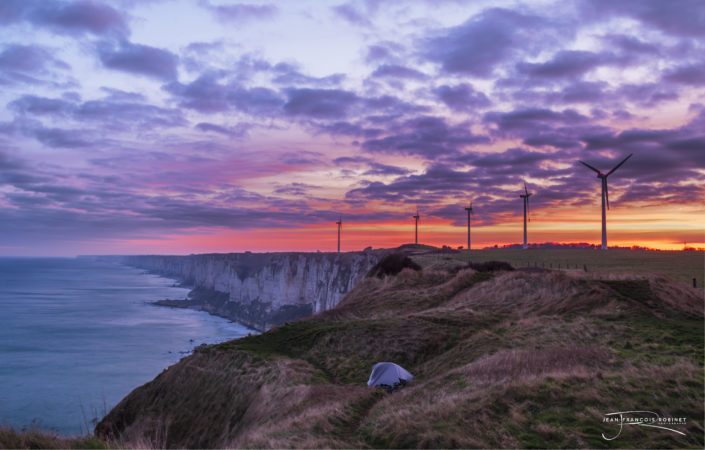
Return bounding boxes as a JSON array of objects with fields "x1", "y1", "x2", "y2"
[{"x1": 601, "y1": 410, "x2": 687, "y2": 441}]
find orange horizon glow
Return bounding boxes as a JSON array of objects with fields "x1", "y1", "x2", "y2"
[{"x1": 101, "y1": 217, "x2": 704, "y2": 255}]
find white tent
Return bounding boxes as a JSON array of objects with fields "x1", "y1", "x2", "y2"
[{"x1": 367, "y1": 362, "x2": 414, "y2": 388}]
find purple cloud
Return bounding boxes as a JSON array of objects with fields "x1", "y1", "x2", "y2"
[
  {"x1": 664, "y1": 62, "x2": 705, "y2": 86},
  {"x1": 202, "y1": 1, "x2": 277, "y2": 23},
  {"x1": 423, "y1": 8, "x2": 551, "y2": 77},
  {"x1": 98, "y1": 40, "x2": 179, "y2": 81},
  {"x1": 195, "y1": 122, "x2": 249, "y2": 138},
  {"x1": 371, "y1": 64, "x2": 427, "y2": 80},
  {"x1": 516, "y1": 50, "x2": 604, "y2": 79},
  {"x1": 362, "y1": 116, "x2": 490, "y2": 158},
  {"x1": 164, "y1": 74, "x2": 284, "y2": 115},
  {"x1": 284, "y1": 88, "x2": 360, "y2": 119},
  {"x1": 30, "y1": 0, "x2": 128, "y2": 37},
  {"x1": 333, "y1": 3, "x2": 372, "y2": 27},
  {"x1": 583, "y1": 0, "x2": 705, "y2": 38},
  {"x1": 434, "y1": 83, "x2": 491, "y2": 111}
]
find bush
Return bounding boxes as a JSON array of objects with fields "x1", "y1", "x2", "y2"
[
  {"x1": 366, "y1": 253, "x2": 422, "y2": 278},
  {"x1": 466, "y1": 261, "x2": 515, "y2": 272}
]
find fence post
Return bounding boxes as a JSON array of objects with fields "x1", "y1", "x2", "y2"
[
  {"x1": 694, "y1": 278, "x2": 697, "y2": 288},
  {"x1": 583, "y1": 264, "x2": 588, "y2": 272}
]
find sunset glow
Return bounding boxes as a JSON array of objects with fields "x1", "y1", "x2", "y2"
[{"x1": 1, "y1": 0, "x2": 703, "y2": 256}]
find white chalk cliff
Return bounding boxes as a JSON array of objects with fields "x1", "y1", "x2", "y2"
[{"x1": 120, "y1": 252, "x2": 382, "y2": 330}]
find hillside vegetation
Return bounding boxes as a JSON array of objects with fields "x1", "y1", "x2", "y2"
[
  {"x1": 93, "y1": 256, "x2": 704, "y2": 449},
  {"x1": 414, "y1": 248, "x2": 704, "y2": 288}
]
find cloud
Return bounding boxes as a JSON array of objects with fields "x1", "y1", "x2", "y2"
[
  {"x1": 271, "y1": 62, "x2": 345, "y2": 86},
  {"x1": 0, "y1": 44, "x2": 71, "y2": 86},
  {"x1": 484, "y1": 108, "x2": 589, "y2": 133},
  {"x1": 9, "y1": 93, "x2": 187, "y2": 132},
  {"x1": 422, "y1": 8, "x2": 554, "y2": 77},
  {"x1": 516, "y1": 50, "x2": 604, "y2": 79},
  {"x1": 164, "y1": 73, "x2": 284, "y2": 115},
  {"x1": 371, "y1": 64, "x2": 427, "y2": 80},
  {"x1": 284, "y1": 88, "x2": 360, "y2": 119},
  {"x1": 97, "y1": 40, "x2": 179, "y2": 80},
  {"x1": 201, "y1": 1, "x2": 277, "y2": 24},
  {"x1": 333, "y1": 156, "x2": 411, "y2": 176},
  {"x1": 362, "y1": 116, "x2": 490, "y2": 158},
  {"x1": 433, "y1": 83, "x2": 491, "y2": 112},
  {"x1": 663, "y1": 62, "x2": 705, "y2": 86},
  {"x1": 195, "y1": 122, "x2": 249, "y2": 138},
  {"x1": 333, "y1": 3, "x2": 373, "y2": 27},
  {"x1": 30, "y1": 0, "x2": 128, "y2": 37},
  {"x1": 582, "y1": 0, "x2": 705, "y2": 38}
]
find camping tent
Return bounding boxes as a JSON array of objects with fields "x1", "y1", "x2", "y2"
[{"x1": 367, "y1": 362, "x2": 414, "y2": 389}]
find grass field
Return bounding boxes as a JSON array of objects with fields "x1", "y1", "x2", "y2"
[{"x1": 414, "y1": 249, "x2": 704, "y2": 289}]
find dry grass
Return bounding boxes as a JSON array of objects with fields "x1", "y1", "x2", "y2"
[
  {"x1": 91, "y1": 265, "x2": 703, "y2": 448},
  {"x1": 0, "y1": 426, "x2": 106, "y2": 449}
]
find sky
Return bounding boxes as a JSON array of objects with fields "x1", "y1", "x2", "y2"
[{"x1": 0, "y1": 0, "x2": 704, "y2": 256}]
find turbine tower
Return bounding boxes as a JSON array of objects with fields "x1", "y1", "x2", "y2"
[
  {"x1": 464, "y1": 202, "x2": 473, "y2": 250},
  {"x1": 519, "y1": 182, "x2": 532, "y2": 250},
  {"x1": 412, "y1": 209, "x2": 420, "y2": 245},
  {"x1": 335, "y1": 217, "x2": 342, "y2": 253},
  {"x1": 578, "y1": 153, "x2": 633, "y2": 250}
]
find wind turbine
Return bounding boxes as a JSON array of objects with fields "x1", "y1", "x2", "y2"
[
  {"x1": 464, "y1": 202, "x2": 473, "y2": 250},
  {"x1": 335, "y1": 217, "x2": 342, "y2": 253},
  {"x1": 412, "y1": 209, "x2": 420, "y2": 245},
  {"x1": 578, "y1": 153, "x2": 633, "y2": 250},
  {"x1": 519, "y1": 182, "x2": 532, "y2": 250}
]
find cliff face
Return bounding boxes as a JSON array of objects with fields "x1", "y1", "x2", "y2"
[{"x1": 121, "y1": 251, "x2": 381, "y2": 331}]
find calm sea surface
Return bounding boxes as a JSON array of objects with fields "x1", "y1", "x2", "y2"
[{"x1": 0, "y1": 257, "x2": 253, "y2": 435}]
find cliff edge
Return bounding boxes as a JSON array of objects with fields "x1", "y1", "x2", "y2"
[{"x1": 121, "y1": 251, "x2": 383, "y2": 331}]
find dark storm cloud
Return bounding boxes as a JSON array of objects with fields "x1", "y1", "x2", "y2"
[
  {"x1": 433, "y1": 83, "x2": 491, "y2": 112},
  {"x1": 422, "y1": 8, "x2": 558, "y2": 77},
  {"x1": 361, "y1": 116, "x2": 490, "y2": 158},
  {"x1": 284, "y1": 88, "x2": 360, "y2": 119},
  {"x1": 97, "y1": 40, "x2": 179, "y2": 81},
  {"x1": 201, "y1": 1, "x2": 278, "y2": 23}
]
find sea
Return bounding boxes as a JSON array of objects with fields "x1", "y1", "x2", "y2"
[{"x1": 0, "y1": 257, "x2": 254, "y2": 435}]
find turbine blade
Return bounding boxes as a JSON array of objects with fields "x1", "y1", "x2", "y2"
[
  {"x1": 604, "y1": 178, "x2": 610, "y2": 210},
  {"x1": 524, "y1": 182, "x2": 528, "y2": 196},
  {"x1": 579, "y1": 160, "x2": 601, "y2": 174},
  {"x1": 606, "y1": 153, "x2": 633, "y2": 176}
]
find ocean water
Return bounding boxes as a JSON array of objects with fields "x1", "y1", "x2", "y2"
[{"x1": 0, "y1": 257, "x2": 253, "y2": 435}]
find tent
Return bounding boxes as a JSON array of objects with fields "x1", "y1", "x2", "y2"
[{"x1": 367, "y1": 362, "x2": 414, "y2": 391}]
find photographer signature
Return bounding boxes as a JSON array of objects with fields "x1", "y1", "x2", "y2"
[{"x1": 602, "y1": 410, "x2": 686, "y2": 440}]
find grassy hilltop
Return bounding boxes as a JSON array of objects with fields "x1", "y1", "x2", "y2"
[
  {"x1": 92, "y1": 254, "x2": 704, "y2": 448},
  {"x1": 414, "y1": 247, "x2": 704, "y2": 288}
]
